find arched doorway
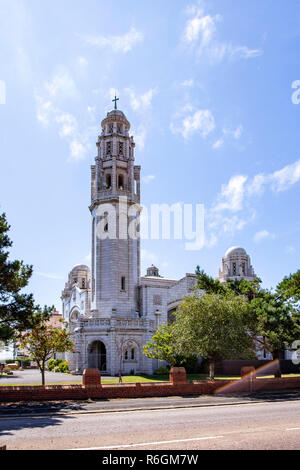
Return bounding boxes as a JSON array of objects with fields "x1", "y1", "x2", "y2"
[
  {"x1": 167, "y1": 308, "x2": 177, "y2": 324},
  {"x1": 88, "y1": 341, "x2": 107, "y2": 371}
]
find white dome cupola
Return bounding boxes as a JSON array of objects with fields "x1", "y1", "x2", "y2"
[{"x1": 219, "y1": 246, "x2": 256, "y2": 283}]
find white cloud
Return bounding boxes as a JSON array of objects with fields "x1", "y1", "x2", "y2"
[
  {"x1": 171, "y1": 109, "x2": 215, "y2": 140},
  {"x1": 142, "y1": 175, "x2": 155, "y2": 184},
  {"x1": 181, "y1": 79, "x2": 195, "y2": 87},
  {"x1": 125, "y1": 87, "x2": 159, "y2": 111},
  {"x1": 254, "y1": 230, "x2": 275, "y2": 243},
  {"x1": 134, "y1": 125, "x2": 147, "y2": 151},
  {"x1": 56, "y1": 112, "x2": 77, "y2": 138},
  {"x1": 271, "y1": 159, "x2": 300, "y2": 192},
  {"x1": 213, "y1": 175, "x2": 248, "y2": 213},
  {"x1": 81, "y1": 27, "x2": 144, "y2": 53},
  {"x1": 206, "y1": 158, "x2": 300, "y2": 247},
  {"x1": 247, "y1": 158, "x2": 300, "y2": 195},
  {"x1": 78, "y1": 57, "x2": 88, "y2": 67},
  {"x1": 181, "y1": 5, "x2": 263, "y2": 63},
  {"x1": 212, "y1": 125, "x2": 243, "y2": 150},
  {"x1": 183, "y1": 7, "x2": 219, "y2": 50},
  {"x1": 212, "y1": 138, "x2": 224, "y2": 149},
  {"x1": 45, "y1": 68, "x2": 78, "y2": 99},
  {"x1": 35, "y1": 68, "x2": 96, "y2": 162}
]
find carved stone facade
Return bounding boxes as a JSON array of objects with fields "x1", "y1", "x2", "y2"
[
  {"x1": 61, "y1": 108, "x2": 260, "y2": 375},
  {"x1": 61, "y1": 107, "x2": 199, "y2": 375}
]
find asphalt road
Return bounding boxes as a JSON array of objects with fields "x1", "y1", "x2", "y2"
[{"x1": 1, "y1": 397, "x2": 300, "y2": 450}]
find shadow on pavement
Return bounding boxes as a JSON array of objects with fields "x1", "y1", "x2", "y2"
[{"x1": 0, "y1": 402, "x2": 86, "y2": 439}]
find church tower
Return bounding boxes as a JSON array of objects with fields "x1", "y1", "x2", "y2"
[{"x1": 89, "y1": 99, "x2": 141, "y2": 318}]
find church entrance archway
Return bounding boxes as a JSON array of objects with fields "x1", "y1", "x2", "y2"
[{"x1": 88, "y1": 341, "x2": 107, "y2": 372}]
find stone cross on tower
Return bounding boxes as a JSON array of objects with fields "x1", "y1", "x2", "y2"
[{"x1": 112, "y1": 94, "x2": 119, "y2": 110}]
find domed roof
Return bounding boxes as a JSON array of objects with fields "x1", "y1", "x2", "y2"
[
  {"x1": 101, "y1": 108, "x2": 130, "y2": 130},
  {"x1": 71, "y1": 264, "x2": 90, "y2": 272},
  {"x1": 225, "y1": 246, "x2": 247, "y2": 258}
]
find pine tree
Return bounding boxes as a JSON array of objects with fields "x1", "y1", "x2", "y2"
[{"x1": 0, "y1": 213, "x2": 52, "y2": 342}]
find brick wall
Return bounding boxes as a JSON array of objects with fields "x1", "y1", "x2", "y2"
[{"x1": 1, "y1": 376, "x2": 300, "y2": 402}]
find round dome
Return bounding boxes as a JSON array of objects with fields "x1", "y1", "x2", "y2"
[
  {"x1": 101, "y1": 109, "x2": 130, "y2": 130},
  {"x1": 71, "y1": 264, "x2": 90, "y2": 272},
  {"x1": 225, "y1": 246, "x2": 247, "y2": 258}
]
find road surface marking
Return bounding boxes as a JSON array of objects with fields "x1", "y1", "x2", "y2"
[{"x1": 72, "y1": 435, "x2": 224, "y2": 450}]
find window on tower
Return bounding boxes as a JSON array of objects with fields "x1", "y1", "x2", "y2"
[
  {"x1": 118, "y1": 174, "x2": 124, "y2": 190},
  {"x1": 105, "y1": 174, "x2": 111, "y2": 189},
  {"x1": 121, "y1": 276, "x2": 126, "y2": 291},
  {"x1": 242, "y1": 262, "x2": 246, "y2": 275},
  {"x1": 104, "y1": 212, "x2": 109, "y2": 233},
  {"x1": 106, "y1": 141, "x2": 112, "y2": 155},
  {"x1": 119, "y1": 142, "x2": 124, "y2": 156},
  {"x1": 233, "y1": 263, "x2": 237, "y2": 275}
]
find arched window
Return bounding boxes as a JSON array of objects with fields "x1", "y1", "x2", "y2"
[
  {"x1": 118, "y1": 174, "x2": 124, "y2": 190},
  {"x1": 104, "y1": 212, "x2": 109, "y2": 233},
  {"x1": 106, "y1": 174, "x2": 111, "y2": 189}
]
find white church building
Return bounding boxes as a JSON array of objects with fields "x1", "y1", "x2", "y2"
[{"x1": 61, "y1": 104, "x2": 259, "y2": 375}]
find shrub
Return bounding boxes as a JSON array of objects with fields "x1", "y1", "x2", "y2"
[
  {"x1": 129, "y1": 369, "x2": 135, "y2": 376},
  {"x1": 154, "y1": 366, "x2": 170, "y2": 375},
  {"x1": 19, "y1": 359, "x2": 31, "y2": 368},
  {"x1": 58, "y1": 361, "x2": 69, "y2": 374},
  {"x1": 47, "y1": 359, "x2": 56, "y2": 371}
]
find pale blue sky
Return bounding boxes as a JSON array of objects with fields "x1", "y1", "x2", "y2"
[{"x1": 0, "y1": 0, "x2": 299, "y2": 312}]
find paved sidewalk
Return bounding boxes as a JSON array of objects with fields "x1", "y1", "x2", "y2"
[
  {"x1": 0, "y1": 369, "x2": 83, "y2": 385},
  {"x1": 0, "y1": 369, "x2": 113, "y2": 385},
  {"x1": 1, "y1": 390, "x2": 300, "y2": 418}
]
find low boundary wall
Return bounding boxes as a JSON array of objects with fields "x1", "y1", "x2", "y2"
[{"x1": 1, "y1": 376, "x2": 300, "y2": 402}]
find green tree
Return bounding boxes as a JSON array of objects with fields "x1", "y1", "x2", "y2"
[
  {"x1": 196, "y1": 265, "x2": 262, "y2": 301},
  {"x1": 20, "y1": 322, "x2": 74, "y2": 385},
  {"x1": 195, "y1": 266, "x2": 227, "y2": 295},
  {"x1": 0, "y1": 213, "x2": 51, "y2": 342},
  {"x1": 143, "y1": 324, "x2": 182, "y2": 367},
  {"x1": 277, "y1": 270, "x2": 300, "y2": 303},
  {"x1": 249, "y1": 290, "x2": 300, "y2": 377},
  {"x1": 173, "y1": 292, "x2": 254, "y2": 379}
]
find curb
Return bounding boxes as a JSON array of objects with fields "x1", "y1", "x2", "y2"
[{"x1": 0, "y1": 399, "x2": 269, "y2": 419}]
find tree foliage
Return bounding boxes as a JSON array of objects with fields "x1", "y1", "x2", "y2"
[
  {"x1": 173, "y1": 292, "x2": 254, "y2": 379},
  {"x1": 196, "y1": 266, "x2": 300, "y2": 377},
  {"x1": 277, "y1": 270, "x2": 300, "y2": 303},
  {"x1": 20, "y1": 322, "x2": 74, "y2": 385},
  {"x1": 249, "y1": 291, "x2": 300, "y2": 360},
  {"x1": 143, "y1": 324, "x2": 180, "y2": 367},
  {"x1": 0, "y1": 213, "x2": 52, "y2": 342}
]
